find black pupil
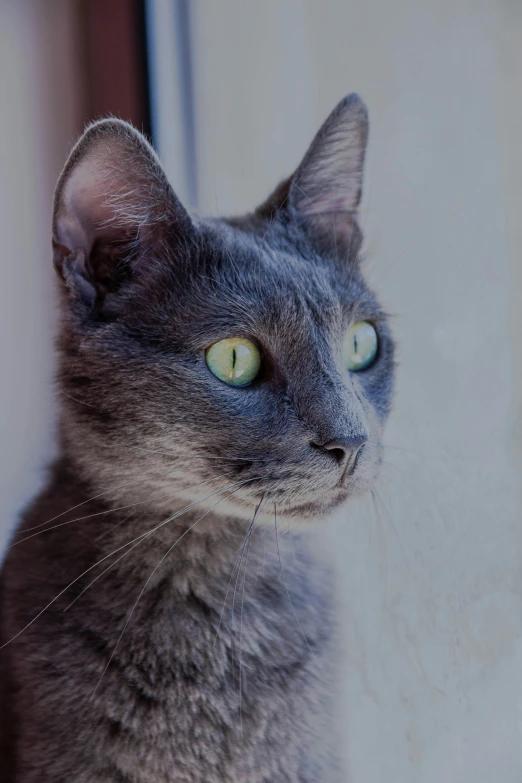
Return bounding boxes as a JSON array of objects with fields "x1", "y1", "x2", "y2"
[{"x1": 231, "y1": 348, "x2": 236, "y2": 368}]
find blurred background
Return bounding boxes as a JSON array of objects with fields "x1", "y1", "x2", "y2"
[{"x1": 1, "y1": 0, "x2": 521, "y2": 780}]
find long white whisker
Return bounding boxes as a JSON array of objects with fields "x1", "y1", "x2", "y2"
[
  {"x1": 231, "y1": 498, "x2": 265, "y2": 718},
  {"x1": 212, "y1": 500, "x2": 265, "y2": 652},
  {"x1": 93, "y1": 509, "x2": 137, "y2": 543},
  {"x1": 231, "y1": 499, "x2": 265, "y2": 633},
  {"x1": 11, "y1": 471, "x2": 238, "y2": 547},
  {"x1": 238, "y1": 500, "x2": 265, "y2": 736},
  {"x1": 59, "y1": 390, "x2": 97, "y2": 409},
  {"x1": 212, "y1": 539, "x2": 248, "y2": 650},
  {"x1": 16, "y1": 478, "x2": 145, "y2": 535},
  {"x1": 64, "y1": 484, "x2": 254, "y2": 612},
  {"x1": 372, "y1": 488, "x2": 409, "y2": 566},
  {"x1": 0, "y1": 477, "x2": 261, "y2": 651},
  {"x1": 89, "y1": 485, "x2": 248, "y2": 700},
  {"x1": 15, "y1": 453, "x2": 259, "y2": 539},
  {"x1": 274, "y1": 504, "x2": 315, "y2": 659}
]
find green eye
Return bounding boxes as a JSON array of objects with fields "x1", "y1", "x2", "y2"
[
  {"x1": 343, "y1": 321, "x2": 378, "y2": 371},
  {"x1": 206, "y1": 337, "x2": 261, "y2": 387}
]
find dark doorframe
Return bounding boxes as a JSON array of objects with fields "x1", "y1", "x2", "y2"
[{"x1": 79, "y1": 0, "x2": 151, "y2": 136}]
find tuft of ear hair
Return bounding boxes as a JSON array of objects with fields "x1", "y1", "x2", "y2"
[
  {"x1": 52, "y1": 118, "x2": 192, "y2": 310},
  {"x1": 258, "y1": 94, "x2": 368, "y2": 253}
]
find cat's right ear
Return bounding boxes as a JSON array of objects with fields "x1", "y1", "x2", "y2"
[{"x1": 53, "y1": 119, "x2": 194, "y2": 311}]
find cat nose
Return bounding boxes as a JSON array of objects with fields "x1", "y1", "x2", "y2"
[{"x1": 311, "y1": 434, "x2": 368, "y2": 468}]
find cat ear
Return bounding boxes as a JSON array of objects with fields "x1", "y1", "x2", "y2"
[
  {"x1": 258, "y1": 94, "x2": 368, "y2": 252},
  {"x1": 53, "y1": 118, "x2": 193, "y2": 309}
]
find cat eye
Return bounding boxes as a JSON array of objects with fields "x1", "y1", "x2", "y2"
[
  {"x1": 343, "y1": 321, "x2": 378, "y2": 371},
  {"x1": 206, "y1": 337, "x2": 261, "y2": 387}
]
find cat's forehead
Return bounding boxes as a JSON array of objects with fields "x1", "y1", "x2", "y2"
[
  {"x1": 147, "y1": 220, "x2": 380, "y2": 353},
  {"x1": 196, "y1": 220, "x2": 362, "y2": 313}
]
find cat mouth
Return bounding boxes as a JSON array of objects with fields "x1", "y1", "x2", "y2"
[
  {"x1": 203, "y1": 450, "x2": 369, "y2": 517},
  {"x1": 236, "y1": 475, "x2": 353, "y2": 517},
  {"x1": 272, "y1": 487, "x2": 351, "y2": 518}
]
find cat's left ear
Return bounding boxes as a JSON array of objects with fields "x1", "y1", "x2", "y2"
[
  {"x1": 258, "y1": 94, "x2": 368, "y2": 252},
  {"x1": 53, "y1": 118, "x2": 194, "y2": 310}
]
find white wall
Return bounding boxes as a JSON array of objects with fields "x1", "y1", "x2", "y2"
[
  {"x1": 0, "y1": 0, "x2": 82, "y2": 554},
  {"x1": 190, "y1": 2, "x2": 522, "y2": 780}
]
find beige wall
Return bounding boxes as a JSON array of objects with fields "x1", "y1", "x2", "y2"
[
  {"x1": 0, "y1": 0, "x2": 82, "y2": 552},
  {"x1": 190, "y1": 2, "x2": 522, "y2": 780}
]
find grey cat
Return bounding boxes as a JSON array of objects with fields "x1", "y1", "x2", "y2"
[{"x1": 0, "y1": 94, "x2": 394, "y2": 782}]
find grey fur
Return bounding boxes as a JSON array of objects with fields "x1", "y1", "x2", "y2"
[{"x1": 0, "y1": 94, "x2": 394, "y2": 782}]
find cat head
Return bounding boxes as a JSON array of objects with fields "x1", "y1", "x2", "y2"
[{"x1": 52, "y1": 94, "x2": 394, "y2": 521}]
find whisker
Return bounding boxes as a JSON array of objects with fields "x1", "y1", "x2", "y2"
[
  {"x1": 15, "y1": 478, "x2": 148, "y2": 536},
  {"x1": 212, "y1": 499, "x2": 265, "y2": 650},
  {"x1": 253, "y1": 525, "x2": 267, "y2": 589},
  {"x1": 380, "y1": 460, "x2": 405, "y2": 478},
  {"x1": 15, "y1": 448, "x2": 267, "y2": 541},
  {"x1": 59, "y1": 390, "x2": 97, "y2": 409},
  {"x1": 232, "y1": 498, "x2": 266, "y2": 728},
  {"x1": 274, "y1": 504, "x2": 315, "y2": 659},
  {"x1": 372, "y1": 488, "x2": 409, "y2": 566},
  {"x1": 0, "y1": 477, "x2": 261, "y2": 651},
  {"x1": 64, "y1": 485, "x2": 254, "y2": 612},
  {"x1": 212, "y1": 544, "x2": 246, "y2": 650},
  {"x1": 10, "y1": 471, "x2": 238, "y2": 547},
  {"x1": 93, "y1": 509, "x2": 137, "y2": 543},
  {"x1": 14, "y1": 461, "x2": 221, "y2": 538},
  {"x1": 238, "y1": 500, "x2": 265, "y2": 736},
  {"x1": 232, "y1": 499, "x2": 265, "y2": 635},
  {"x1": 89, "y1": 484, "x2": 248, "y2": 700}
]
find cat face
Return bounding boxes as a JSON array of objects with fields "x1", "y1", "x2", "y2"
[{"x1": 52, "y1": 95, "x2": 394, "y2": 520}]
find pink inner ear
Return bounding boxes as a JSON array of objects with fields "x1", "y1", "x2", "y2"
[
  {"x1": 55, "y1": 148, "x2": 160, "y2": 257},
  {"x1": 52, "y1": 120, "x2": 186, "y2": 262},
  {"x1": 56, "y1": 159, "x2": 113, "y2": 254}
]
